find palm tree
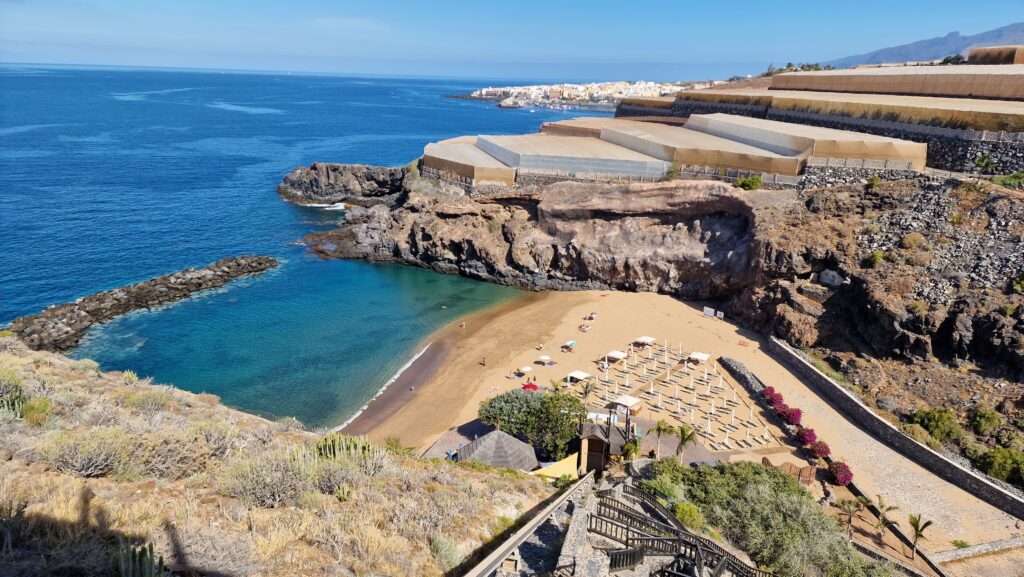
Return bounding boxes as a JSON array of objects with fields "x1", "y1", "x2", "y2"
[
  {"x1": 581, "y1": 380, "x2": 594, "y2": 405},
  {"x1": 873, "y1": 494, "x2": 899, "y2": 546},
  {"x1": 652, "y1": 420, "x2": 674, "y2": 459},
  {"x1": 836, "y1": 498, "x2": 863, "y2": 540},
  {"x1": 674, "y1": 425, "x2": 697, "y2": 459},
  {"x1": 907, "y1": 513, "x2": 933, "y2": 560}
]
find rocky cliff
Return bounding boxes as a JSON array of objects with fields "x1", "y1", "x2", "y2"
[
  {"x1": 289, "y1": 164, "x2": 1024, "y2": 411},
  {"x1": 7, "y1": 256, "x2": 278, "y2": 352},
  {"x1": 278, "y1": 162, "x2": 408, "y2": 206},
  {"x1": 306, "y1": 178, "x2": 790, "y2": 299}
]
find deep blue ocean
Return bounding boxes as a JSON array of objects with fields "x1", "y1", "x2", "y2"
[{"x1": 0, "y1": 66, "x2": 601, "y2": 427}]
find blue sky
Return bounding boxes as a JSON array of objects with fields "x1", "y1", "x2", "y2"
[{"x1": 0, "y1": 0, "x2": 1020, "y2": 80}]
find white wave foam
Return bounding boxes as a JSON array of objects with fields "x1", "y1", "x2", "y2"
[
  {"x1": 334, "y1": 343, "x2": 432, "y2": 432},
  {"x1": 206, "y1": 102, "x2": 284, "y2": 115}
]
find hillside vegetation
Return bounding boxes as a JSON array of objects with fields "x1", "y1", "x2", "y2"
[{"x1": 0, "y1": 336, "x2": 552, "y2": 577}]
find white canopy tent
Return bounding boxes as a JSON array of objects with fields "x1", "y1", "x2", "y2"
[
  {"x1": 605, "y1": 350, "x2": 627, "y2": 362},
  {"x1": 633, "y1": 336, "x2": 657, "y2": 346},
  {"x1": 536, "y1": 355, "x2": 553, "y2": 366},
  {"x1": 688, "y1": 352, "x2": 711, "y2": 364},
  {"x1": 565, "y1": 370, "x2": 593, "y2": 383}
]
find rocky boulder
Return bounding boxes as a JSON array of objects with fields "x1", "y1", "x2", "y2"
[{"x1": 278, "y1": 163, "x2": 408, "y2": 207}]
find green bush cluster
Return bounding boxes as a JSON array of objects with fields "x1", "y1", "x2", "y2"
[
  {"x1": 735, "y1": 175, "x2": 763, "y2": 191},
  {"x1": 478, "y1": 390, "x2": 585, "y2": 460},
  {"x1": 970, "y1": 407, "x2": 1003, "y2": 437},
  {"x1": 978, "y1": 447, "x2": 1024, "y2": 485},
  {"x1": 862, "y1": 250, "x2": 886, "y2": 269},
  {"x1": 641, "y1": 460, "x2": 891, "y2": 577},
  {"x1": 993, "y1": 171, "x2": 1024, "y2": 190},
  {"x1": 909, "y1": 408, "x2": 963, "y2": 445}
]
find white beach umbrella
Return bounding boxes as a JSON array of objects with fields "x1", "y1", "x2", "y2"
[{"x1": 519, "y1": 366, "x2": 533, "y2": 374}]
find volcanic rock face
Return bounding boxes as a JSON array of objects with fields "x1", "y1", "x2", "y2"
[
  {"x1": 290, "y1": 163, "x2": 1024, "y2": 392},
  {"x1": 308, "y1": 179, "x2": 778, "y2": 299},
  {"x1": 277, "y1": 163, "x2": 407, "y2": 207},
  {"x1": 8, "y1": 256, "x2": 278, "y2": 352}
]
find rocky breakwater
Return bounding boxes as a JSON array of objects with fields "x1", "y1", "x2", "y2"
[
  {"x1": 7, "y1": 256, "x2": 278, "y2": 352},
  {"x1": 303, "y1": 173, "x2": 792, "y2": 299},
  {"x1": 278, "y1": 162, "x2": 408, "y2": 207}
]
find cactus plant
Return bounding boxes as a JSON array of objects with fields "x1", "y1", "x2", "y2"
[{"x1": 116, "y1": 541, "x2": 169, "y2": 577}]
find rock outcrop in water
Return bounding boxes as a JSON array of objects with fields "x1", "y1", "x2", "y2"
[
  {"x1": 278, "y1": 162, "x2": 408, "y2": 207},
  {"x1": 7, "y1": 256, "x2": 278, "y2": 352}
]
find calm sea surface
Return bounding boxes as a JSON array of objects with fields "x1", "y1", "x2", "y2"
[{"x1": 0, "y1": 66, "x2": 603, "y2": 427}]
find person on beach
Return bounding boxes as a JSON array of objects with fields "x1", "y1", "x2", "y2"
[{"x1": 480, "y1": 356, "x2": 487, "y2": 367}]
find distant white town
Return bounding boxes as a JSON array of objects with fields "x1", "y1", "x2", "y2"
[{"x1": 467, "y1": 80, "x2": 726, "y2": 110}]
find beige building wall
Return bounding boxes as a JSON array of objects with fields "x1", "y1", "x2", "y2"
[
  {"x1": 769, "y1": 65, "x2": 1024, "y2": 101},
  {"x1": 968, "y1": 45, "x2": 1024, "y2": 65}
]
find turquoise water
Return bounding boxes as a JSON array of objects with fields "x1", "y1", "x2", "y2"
[{"x1": 0, "y1": 66, "x2": 604, "y2": 427}]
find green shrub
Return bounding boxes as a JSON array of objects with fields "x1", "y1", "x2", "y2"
[
  {"x1": 909, "y1": 408, "x2": 963, "y2": 444},
  {"x1": 673, "y1": 501, "x2": 705, "y2": 531},
  {"x1": 971, "y1": 407, "x2": 1003, "y2": 437},
  {"x1": 865, "y1": 175, "x2": 881, "y2": 191},
  {"x1": 863, "y1": 250, "x2": 886, "y2": 269},
  {"x1": 993, "y1": 171, "x2": 1024, "y2": 189},
  {"x1": 902, "y1": 423, "x2": 940, "y2": 450},
  {"x1": 644, "y1": 461, "x2": 890, "y2": 577},
  {"x1": 735, "y1": 175, "x2": 763, "y2": 191},
  {"x1": 951, "y1": 539, "x2": 970, "y2": 549},
  {"x1": 553, "y1": 474, "x2": 575, "y2": 489},
  {"x1": 44, "y1": 428, "x2": 129, "y2": 478},
  {"x1": 906, "y1": 300, "x2": 929, "y2": 317},
  {"x1": 974, "y1": 154, "x2": 995, "y2": 174},
  {"x1": 1002, "y1": 303, "x2": 1020, "y2": 317},
  {"x1": 1011, "y1": 274, "x2": 1024, "y2": 296},
  {"x1": 22, "y1": 397, "x2": 51, "y2": 427},
  {"x1": 979, "y1": 447, "x2": 1024, "y2": 485}
]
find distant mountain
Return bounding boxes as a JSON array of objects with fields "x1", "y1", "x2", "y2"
[{"x1": 827, "y1": 22, "x2": 1024, "y2": 68}]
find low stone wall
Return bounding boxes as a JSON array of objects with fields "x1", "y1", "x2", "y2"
[
  {"x1": 765, "y1": 336, "x2": 1024, "y2": 521},
  {"x1": 799, "y1": 166, "x2": 923, "y2": 189}
]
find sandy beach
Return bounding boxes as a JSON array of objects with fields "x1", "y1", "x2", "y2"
[{"x1": 352, "y1": 289, "x2": 1021, "y2": 562}]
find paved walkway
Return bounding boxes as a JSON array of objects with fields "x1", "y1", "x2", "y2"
[{"x1": 718, "y1": 336, "x2": 1022, "y2": 558}]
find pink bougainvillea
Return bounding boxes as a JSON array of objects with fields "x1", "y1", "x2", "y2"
[
  {"x1": 797, "y1": 427, "x2": 817, "y2": 445},
  {"x1": 810, "y1": 441, "x2": 831, "y2": 459},
  {"x1": 830, "y1": 461, "x2": 853, "y2": 486},
  {"x1": 783, "y1": 407, "x2": 803, "y2": 426}
]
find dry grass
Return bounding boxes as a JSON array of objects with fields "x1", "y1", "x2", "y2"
[{"x1": 0, "y1": 337, "x2": 553, "y2": 576}]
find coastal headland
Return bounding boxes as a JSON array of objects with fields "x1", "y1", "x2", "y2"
[{"x1": 6, "y1": 255, "x2": 278, "y2": 352}]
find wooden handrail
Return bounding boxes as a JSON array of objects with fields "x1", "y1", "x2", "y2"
[{"x1": 462, "y1": 471, "x2": 594, "y2": 577}]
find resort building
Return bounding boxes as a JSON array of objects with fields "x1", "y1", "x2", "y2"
[
  {"x1": 418, "y1": 112, "x2": 927, "y2": 186},
  {"x1": 618, "y1": 62, "x2": 1024, "y2": 174}
]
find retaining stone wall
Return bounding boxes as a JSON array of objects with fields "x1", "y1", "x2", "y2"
[
  {"x1": 765, "y1": 336, "x2": 1024, "y2": 521},
  {"x1": 799, "y1": 166, "x2": 923, "y2": 189}
]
